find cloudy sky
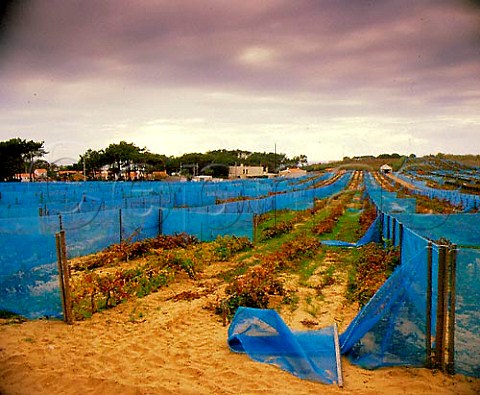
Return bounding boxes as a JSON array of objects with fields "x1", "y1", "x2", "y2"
[{"x1": 1, "y1": 0, "x2": 479, "y2": 164}]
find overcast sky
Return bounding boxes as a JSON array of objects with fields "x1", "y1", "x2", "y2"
[{"x1": 1, "y1": 0, "x2": 479, "y2": 164}]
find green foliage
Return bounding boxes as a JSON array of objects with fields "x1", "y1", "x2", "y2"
[
  {"x1": 260, "y1": 221, "x2": 294, "y2": 241},
  {"x1": 0, "y1": 138, "x2": 46, "y2": 181},
  {"x1": 211, "y1": 236, "x2": 253, "y2": 261},
  {"x1": 346, "y1": 242, "x2": 400, "y2": 307},
  {"x1": 70, "y1": 233, "x2": 252, "y2": 320}
]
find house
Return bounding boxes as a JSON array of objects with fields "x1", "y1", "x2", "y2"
[
  {"x1": 57, "y1": 170, "x2": 85, "y2": 181},
  {"x1": 192, "y1": 175, "x2": 213, "y2": 182},
  {"x1": 228, "y1": 164, "x2": 267, "y2": 179},
  {"x1": 279, "y1": 167, "x2": 307, "y2": 178},
  {"x1": 149, "y1": 171, "x2": 168, "y2": 180},
  {"x1": 34, "y1": 168, "x2": 48, "y2": 180},
  {"x1": 380, "y1": 164, "x2": 393, "y2": 174},
  {"x1": 14, "y1": 169, "x2": 49, "y2": 182},
  {"x1": 14, "y1": 173, "x2": 31, "y2": 182}
]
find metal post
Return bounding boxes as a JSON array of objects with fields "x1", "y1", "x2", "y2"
[{"x1": 333, "y1": 323, "x2": 343, "y2": 388}]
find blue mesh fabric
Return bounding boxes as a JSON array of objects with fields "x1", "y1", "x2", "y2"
[{"x1": 228, "y1": 307, "x2": 339, "y2": 384}]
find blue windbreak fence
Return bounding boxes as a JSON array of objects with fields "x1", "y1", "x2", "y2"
[
  {"x1": 395, "y1": 173, "x2": 480, "y2": 212},
  {"x1": 0, "y1": 216, "x2": 62, "y2": 319},
  {"x1": 0, "y1": 173, "x2": 351, "y2": 319},
  {"x1": 340, "y1": 226, "x2": 431, "y2": 368},
  {"x1": 342, "y1": 172, "x2": 480, "y2": 377}
]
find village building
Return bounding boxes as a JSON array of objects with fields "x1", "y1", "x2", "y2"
[
  {"x1": 279, "y1": 167, "x2": 307, "y2": 178},
  {"x1": 228, "y1": 164, "x2": 267, "y2": 179},
  {"x1": 148, "y1": 171, "x2": 169, "y2": 181},
  {"x1": 380, "y1": 164, "x2": 393, "y2": 174}
]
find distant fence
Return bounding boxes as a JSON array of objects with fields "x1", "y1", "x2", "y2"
[{"x1": 0, "y1": 173, "x2": 351, "y2": 319}]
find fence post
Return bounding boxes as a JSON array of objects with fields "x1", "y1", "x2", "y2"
[
  {"x1": 426, "y1": 241, "x2": 433, "y2": 368},
  {"x1": 446, "y1": 243, "x2": 457, "y2": 374},
  {"x1": 398, "y1": 223, "x2": 404, "y2": 263},
  {"x1": 55, "y1": 231, "x2": 73, "y2": 324},
  {"x1": 392, "y1": 217, "x2": 396, "y2": 245},
  {"x1": 119, "y1": 208, "x2": 123, "y2": 243},
  {"x1": 158, "y1": 209, "x2": 163, "y2": 236},
  {"x1": 435, "y1": 243, "x2": 448, "y2": 369},
  {"x1": 386, "y1": 215, "x2": 391, "y2": 241}
]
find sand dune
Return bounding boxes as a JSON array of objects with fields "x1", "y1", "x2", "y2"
[{"x1": 1, "y1": 268, "x2": 479, "y2": 395}]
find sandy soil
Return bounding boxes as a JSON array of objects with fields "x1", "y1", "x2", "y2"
[{"x1": 1, "y1": 259, "x2": 479, "y2": 395}]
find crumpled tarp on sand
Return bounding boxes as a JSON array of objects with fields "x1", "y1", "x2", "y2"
[{"x1": 228, "y1": 307, "x2": 340, "y2": 384}]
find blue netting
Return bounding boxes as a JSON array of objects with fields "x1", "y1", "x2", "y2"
[
  {"x1": 340, "y1": 227, "x2": 430, "y2": 368},
  {"x1": 455, "y1": 248, "x2": 480, "y2": 377},
  {"x1": 1, "y1": 175, "x2": 351, "y2": 319},
  {"x1": 0, "y1": 216, "x2": 62, "y2": 319},
  {"x1": 393, "y1": 213, "x2": 480, "y2": 247},
  {"x1": 321, "y1": 215, "x2": 382, "y2": 247},
  {"x1": 228, "y1": 307, "x2": 340, "y2": 384},
  {"x1": 345, "y1": 172, "x2": 479, "y2": 377}
]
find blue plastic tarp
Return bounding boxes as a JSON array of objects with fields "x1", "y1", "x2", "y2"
[{"x1": 228, "y1": 307, "x2": 340, "y2": 384}]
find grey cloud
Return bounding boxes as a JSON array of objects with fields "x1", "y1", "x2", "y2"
[{"x1": 1, "y1": 0, "x2": 479, "y2": 160}]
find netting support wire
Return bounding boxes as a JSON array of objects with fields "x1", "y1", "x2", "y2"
[
  {"x1": 426, "y1": 241, "x2": 433, "y2": 368},
  {"x1": 333, "y1": 322, "x2": 343, "y2": 388},
  {"x1": 446, "y1": 244, "x2": 457, "y2": 374},
  {"x1": 55, "y1": 230, "x2": 73, "y2": 324},
  {"x1": 435, "y1": 244, "x2": 448, "y2": 369}
]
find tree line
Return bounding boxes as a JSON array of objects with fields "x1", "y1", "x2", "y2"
[{"x1": 0, "y1": 138, "x2": 308, "y2": 181}]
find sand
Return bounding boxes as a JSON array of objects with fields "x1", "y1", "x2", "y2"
[{"x1": 1, "y1": 264, "x2": 479, "y2": 395}]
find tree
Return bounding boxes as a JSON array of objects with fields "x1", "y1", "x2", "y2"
[
  {"x1": 103, "y1": 141, "x2": 144, "y2": 180},
  {"x1": 78, "y1": 149, "x2": 107, "y2": 179},
  {"x1": 0, "y1": 138, "x2": 46, "y2": 181}
]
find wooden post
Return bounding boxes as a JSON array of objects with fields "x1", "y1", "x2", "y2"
[
  {"x1": 426, "y1": 241, "x2": 433, "y2": 368},
  {"x1": 446, "y1": 244, "x2": 457, "y2": 374},
  {"x1": 58, "y1": 214, "x2": 63, "y2": 231},
  {"x1": 55, "y1": 231, "x2": 73, "y2": 324},
  {"x1": 60, "y1": 230, "x2": 73, "y2": 324},
  {"x1": 333, "y1": 323, "x2": 343, "y2": 388},
  {"x1": 435, "y1": 244, "x2": 448, "y2": 369},
  {"x1": 253, "y1": 214, "x2": 258, "y2": 244},
  {"x1": 55, "y1": 233, "x2": 67, "y2": 321}
]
